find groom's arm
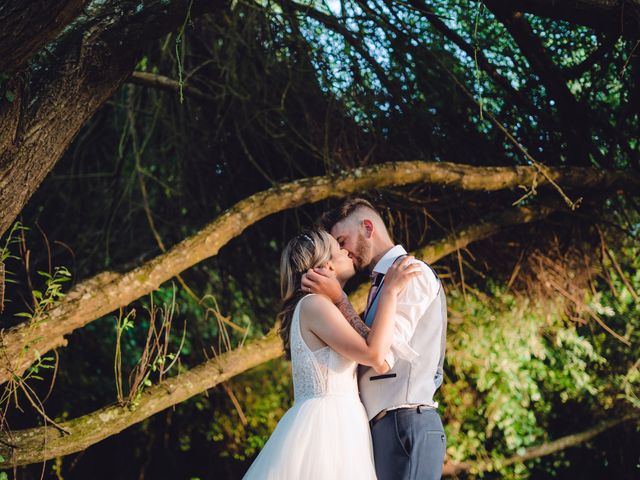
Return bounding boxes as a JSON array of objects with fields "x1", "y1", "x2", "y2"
[
  {"x1": 334, "y1": 292, "x2": 370, "y2": 339},
  {"x1": 335, "y1": 292, "x2": 391, "y2": 371},
  {"x1": 334, "y1": 292, "x2": 392, "y2": 371}
]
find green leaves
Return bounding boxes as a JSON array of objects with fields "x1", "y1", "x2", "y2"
[
  {"x1": 441, "y1": 276, "x2": 628, "y2": 476},
  {"x1": 13, "y1": 266, "x2": 73, "y2": 322},
  {"x1": 208, "y1": 359, "x2": 293, "y2": 460}
]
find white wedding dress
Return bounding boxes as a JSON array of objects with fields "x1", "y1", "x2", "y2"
[{"x1": 243, "y1": 294, "x2": 377, "y2": 479}]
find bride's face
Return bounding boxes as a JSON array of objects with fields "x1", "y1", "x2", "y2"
[{"x1": 327, "y1": 235, "x2": 356, "y2": 282}]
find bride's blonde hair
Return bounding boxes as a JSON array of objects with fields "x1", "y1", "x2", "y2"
[{"x1": 278, "y1": 229, "x2": 333, "y2": 359}]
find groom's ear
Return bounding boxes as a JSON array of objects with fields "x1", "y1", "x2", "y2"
[{"x1": 362, "y1": 219, "x2": 374, "y2": 238}]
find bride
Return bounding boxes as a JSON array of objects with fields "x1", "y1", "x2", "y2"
[{"x1": 243, "y1": 229, "x2": 420, "y2": 479}]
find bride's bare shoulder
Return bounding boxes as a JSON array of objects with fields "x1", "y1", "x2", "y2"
[{"x1": 299, "y1": 294, "x2": 336, "y2": 317}]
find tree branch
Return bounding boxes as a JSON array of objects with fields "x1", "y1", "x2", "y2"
[
  {"x1": 0, "y1": 0, "x2": 89, "y2": 73},
  {"x1": 0, "y1": 330, "x2": 283, "y2": 466},
  {"x1": 128, "y1": 71, "x2": 207, "y2": 100},
  {"x1": 406, "y1": 0, "x2": 538, "y2": 116},
  {"x1": 348, "y1": 204, "x2": 554, "y2": 310},
  {"x1": 484, "y1": 2, "x2": 601, "y2": 166},
  {"x1": 0, "y1": 203, "x2": 560, "y2": 465},
  {"x1": 278, "y1": 0, "x2": 407, "y2": 104},
  {"x1": 1, "y1": 161, "x2": 637, "y2": 385},
  {"x1": 483, "y1": 0, "x2": 640, "y2": 37},
  {"x1": 443, "y1": 414, "x2": 639, "y2": 476},
  {"x1": 564, "y1": 35, "x2": 618, "y2": 80}
]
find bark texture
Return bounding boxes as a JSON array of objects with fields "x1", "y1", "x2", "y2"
[
  {"x1": 0, "y1": 0, "x2": 89, "y2": 73},
  {"x1": 0, "y1": 0, "x2": 226, "y2": 239}
]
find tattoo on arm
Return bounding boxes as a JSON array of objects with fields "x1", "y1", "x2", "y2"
[{"x1": 335, "y1": 292, "x2": 370, "y2": 339}]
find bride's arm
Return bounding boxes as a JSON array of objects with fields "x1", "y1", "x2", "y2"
[{"x1": 301, "y1": 271, "x2": 369, "y2": 339}]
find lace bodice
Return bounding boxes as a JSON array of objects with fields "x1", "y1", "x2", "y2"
[{"x1": 290, "y1": 295, "x2": 359, "y2": 401}]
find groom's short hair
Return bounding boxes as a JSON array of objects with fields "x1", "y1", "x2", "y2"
[{"x1": 317, "y1": 197, "x2": 382, "y2": 231}]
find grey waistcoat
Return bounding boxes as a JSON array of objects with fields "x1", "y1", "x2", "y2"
[{"x1": 358, "y1": 268, "x2": 447, "y2": 420}]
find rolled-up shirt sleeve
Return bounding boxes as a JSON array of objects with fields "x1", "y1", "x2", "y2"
[{"x1": 386, "y1": 261, "x2": 439, "y2": 368}]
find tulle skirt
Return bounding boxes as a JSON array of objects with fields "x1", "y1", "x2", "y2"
[{"x1": 243, "y1": 394, "x2": 377, "y2": 479}]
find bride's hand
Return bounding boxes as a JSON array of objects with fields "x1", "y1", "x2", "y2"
[
  {"x1": 301, "y1": 267, "x2": 344, "y2": 304},
  {"x1": 383, "y1": 256, "x2": 422, "y2": 296}
]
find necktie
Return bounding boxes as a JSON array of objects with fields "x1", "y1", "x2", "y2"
[{"x1": 365, "y1": 272, "x2": 384, "y2": 318}]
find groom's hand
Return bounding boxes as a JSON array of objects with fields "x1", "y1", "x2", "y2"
[{"x1": 301, "y1": 268, "x2": 343, "y2": 304}]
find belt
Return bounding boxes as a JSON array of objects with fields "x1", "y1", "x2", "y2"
[{"x1": 370, "y1": 405, "x2": 427, "y2": 427}]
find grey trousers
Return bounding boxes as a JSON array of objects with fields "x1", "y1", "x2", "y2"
[{"x1": 370, "y1": 407, "x2": 446, "y2": 480}]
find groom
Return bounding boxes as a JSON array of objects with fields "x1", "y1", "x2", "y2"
[{"x1": 302, "y1": 198, "x2": 447, "y2": 480}]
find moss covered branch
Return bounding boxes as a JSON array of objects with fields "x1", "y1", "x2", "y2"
[
  {"x1": 1, "y1": 161, "x2": 636, "y2": 385},
  {"x1": 0, "y1": 331, "x2": 283, "y2": 466},
  {"x1": 0, "y1": 202, "x2": 559, "y2": 465},
  {"x1": 442, "y1": 414, "x2": 639, "y2": 476},
  {"x1": 349, "y1": 204, "x2": 554, "y2": 310}
]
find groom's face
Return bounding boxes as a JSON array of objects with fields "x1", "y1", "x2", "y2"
[{"x1": 330, "y1": 217, "x2": 373, "y2": 273}]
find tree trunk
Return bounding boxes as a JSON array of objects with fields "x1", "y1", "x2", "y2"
[
  {"x1": 1, "y1": 161, "x2": 637, "y2": 385},
  {"x1": 0, "y1": 0, "x2": 225, "y2": 239},
  {"x1": 0, "y1": 1, "x2": 89, "y2": 73}
]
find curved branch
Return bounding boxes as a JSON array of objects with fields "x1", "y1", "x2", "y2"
[
  {"x1": 128, "y1": 71, "x2": 207, "y2": 100},
  {"x1": 0, "y1": 203, "x2": 558, "y2": 465},
  {"x1": 0, "y1": 330, "x2": 283, "y2": 466},
  {"x1": 0, "y1": 0, "x2": 89, "y2": 73},
  {"x1": 443, "y1": 414, "x2": 640, "y2": 476},
  {"x1": 1, "y1": 161, "x2": 637, "y2": 385}
]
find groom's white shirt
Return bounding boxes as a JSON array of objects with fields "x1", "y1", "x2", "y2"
[{"x1": 359, "y1": 245, "x2": 447, "y2": 420}]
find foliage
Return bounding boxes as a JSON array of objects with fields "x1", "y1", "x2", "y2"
[
  {"x1": 439, "y1": 227, "x2": 639, "y2": 477},
  {"x1": 443, "y1": 288, "x2": 600, "y2": 477}
]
